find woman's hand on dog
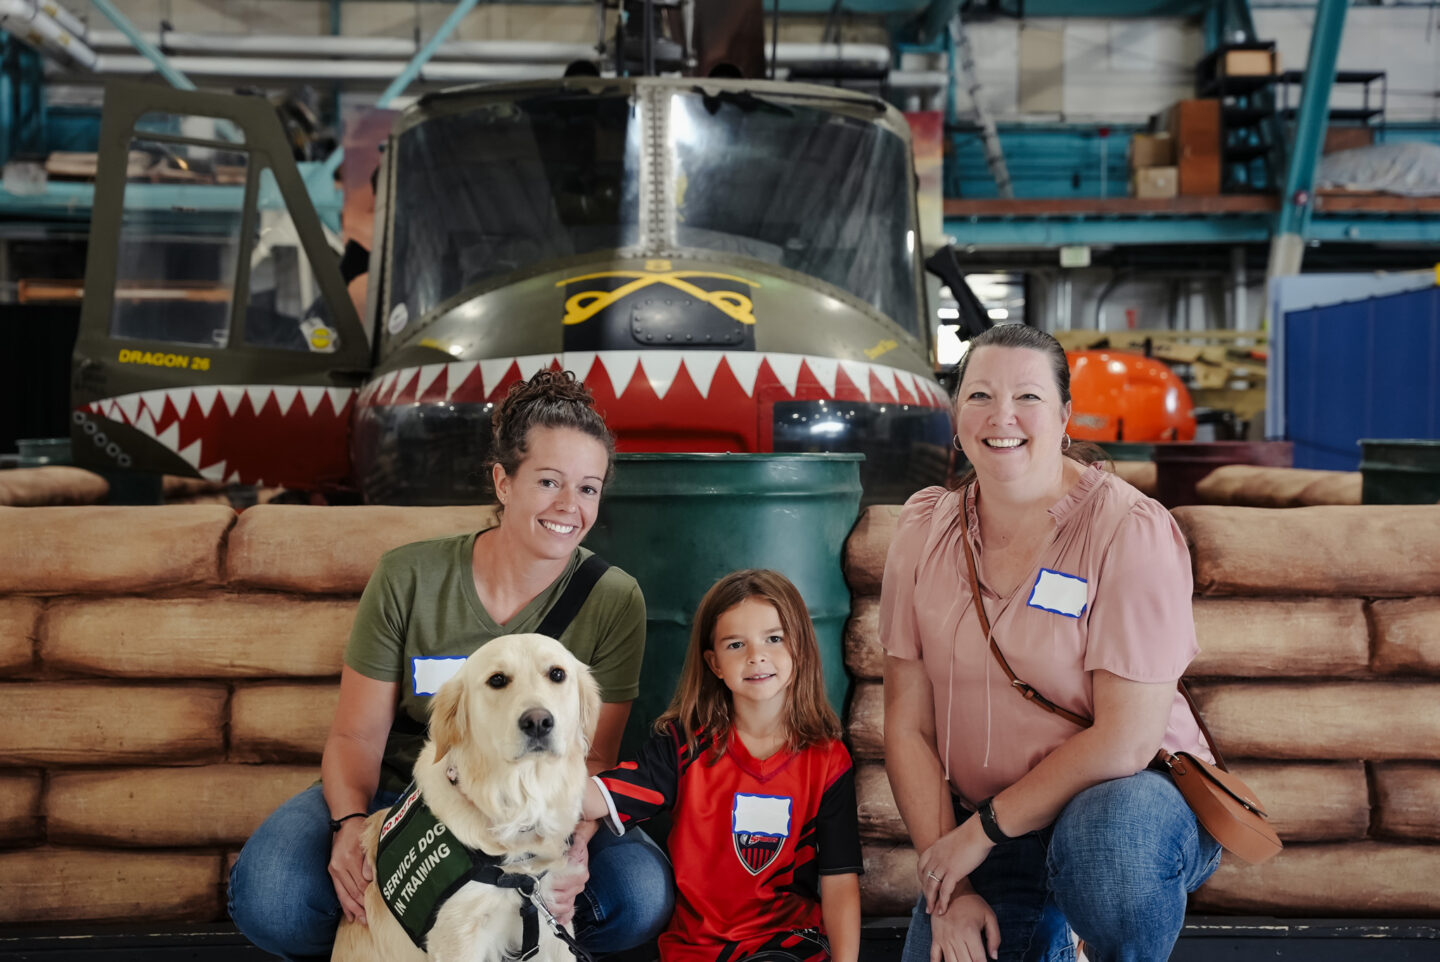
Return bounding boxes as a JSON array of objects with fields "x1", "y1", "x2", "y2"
[
  {"x1": 543, "y1": 818, "x2": 597, "y2": 925},
  {"x1": 330, "y1": 818, "x2": 373, "y2": 924}
]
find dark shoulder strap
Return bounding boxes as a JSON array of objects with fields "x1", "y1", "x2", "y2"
[
  {"x1": 535, "y1": 553, "x2": 612, "y2": 639},
  {"x1": 391, "y1": 554, "x2": 614, "y2": 739},
  {"x1": 961, "y1": 530, "x2": 1093, "y2": 730},
  {"x1": 959, "y1": 488, "x2": 1228, "y2": 769}
]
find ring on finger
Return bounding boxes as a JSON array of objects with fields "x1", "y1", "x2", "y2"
[{"x1": 927, "y1": 870, "x2": 941, "y2": 881}]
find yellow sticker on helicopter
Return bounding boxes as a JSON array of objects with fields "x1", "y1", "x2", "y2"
[{"x1": 557, "y1": 266, "x2": 760, "y2": 326}]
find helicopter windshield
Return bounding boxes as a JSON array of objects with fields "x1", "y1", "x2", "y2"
[
  {"x1": 388, "y1": 94, "x2": 642, "y2": 324},
  {"x1": 667, "y1": 91, "x2": 919, "y2": 336},
  {"x1": 388, "y1": 87, "x2": 919, "y2": 336}
]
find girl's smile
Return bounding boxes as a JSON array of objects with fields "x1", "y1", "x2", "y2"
[{"x1": 704, "y1": 598, "x2": 794, "y2": 710}]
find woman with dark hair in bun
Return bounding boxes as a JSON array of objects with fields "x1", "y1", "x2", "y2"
[{"x1": 230, "y1": 370, "x2": 674, "y2": 962}]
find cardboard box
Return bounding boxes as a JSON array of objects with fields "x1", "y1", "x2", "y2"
[
  {"x1": 1131, "y1": 133, "x2": 1175, "y2": 170},
  {"x1": 1220, "y1": 48, "x2": 1278, "y2": 77},
  {"x1": 1132, "y1": 166, "x2": 1178, "y2": 199},
  {"x1": 1323, "y1": 125, "x2": 1375, "y2": 155},
  {"x1": 1168, "y1": 99, "x2": 1222, "y2": 196}
]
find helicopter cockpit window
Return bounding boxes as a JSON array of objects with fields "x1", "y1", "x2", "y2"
[
  {"x1": 243, "y1": 167, "x2": 340, "y2": 353},
  {"x1": 109, "y1": 133, "x2": 248, "y2": 348},
  {"x1": 388, "y1": 95, "x2": 641, "y2": 324},
  {"x1": 667, "y1": 93, "x2": 920, "y2": 338}
]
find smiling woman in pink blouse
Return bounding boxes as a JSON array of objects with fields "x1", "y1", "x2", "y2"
[{"x1": 880, "y1": 324, "x2": 1220, "y2": 962}]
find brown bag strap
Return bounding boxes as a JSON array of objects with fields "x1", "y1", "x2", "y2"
[{"x1": 958, "y1": 494, "x2": 1228, "y2": 771}]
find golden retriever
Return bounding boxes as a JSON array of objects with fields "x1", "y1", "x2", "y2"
[{"x1": 332, "y1": 633, "x2": 601, "y2": 962}]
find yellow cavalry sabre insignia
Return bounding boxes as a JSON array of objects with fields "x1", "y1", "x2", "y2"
[{"x1": 557, "y1": 267, "x2": 761, "y2": 326}]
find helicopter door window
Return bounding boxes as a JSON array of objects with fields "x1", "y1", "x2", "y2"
[
  {"x1": 133, "y1": 111, "x2": 247, "y2": 144},
  {"x1": 242, "y1": 165, "x2": 340, "y2": 353},
  {"x1": 109, "y1": 136, "x2": 248, "y2": 348}
]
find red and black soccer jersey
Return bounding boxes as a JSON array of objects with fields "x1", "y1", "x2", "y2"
[{"x1": 594, "y1": 724, "x2": 862, "y2": 962}]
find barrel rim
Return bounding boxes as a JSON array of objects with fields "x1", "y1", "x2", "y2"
[{"x1": 613, "y1": 452, "x2": 867, "y2": 463}]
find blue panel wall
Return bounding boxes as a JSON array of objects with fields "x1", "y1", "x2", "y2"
[{"x1": 1283, "y1": 286, "x2": 1440, "y2": 470}]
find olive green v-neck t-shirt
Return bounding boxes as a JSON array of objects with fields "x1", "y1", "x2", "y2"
[{"x1": 345, "y1": 529, "x2": 646, "y2": 793}]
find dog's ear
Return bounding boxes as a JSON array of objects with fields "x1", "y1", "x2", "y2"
[
  {"x1": 576, "y1": 662, "x2": 602, "y2": 752},
  {"x1": 428, "y1": 670, "x2": 467, "y2": 763}
]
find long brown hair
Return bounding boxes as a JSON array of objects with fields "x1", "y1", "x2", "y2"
[{"x1": 656, "y1": 569, "x2": 842, "y2": 761}]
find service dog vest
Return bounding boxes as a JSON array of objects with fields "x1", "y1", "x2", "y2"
[{"x1": 376, "y1": 783, "x2": 544, "y2": 955}]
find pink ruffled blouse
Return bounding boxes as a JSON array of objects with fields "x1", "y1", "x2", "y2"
[{"x1": 879, "y1": 464, "x2": 1212, "y2": 805}]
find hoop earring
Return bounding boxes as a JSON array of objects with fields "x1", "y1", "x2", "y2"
[
  {"x1": 952, "y1": 435, "x2": 963, "y2": 452},
  {"x1": 1061, "y1": 433, "x2": 1072, "y2": 452}
]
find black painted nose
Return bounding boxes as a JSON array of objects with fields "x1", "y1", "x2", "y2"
[{"x1": 519, "y1": 708, "x2": 554, "y2": 740}]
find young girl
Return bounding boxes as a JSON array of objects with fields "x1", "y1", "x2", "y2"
[{"x1": 583, "y1": 569, "x2": 862, "y2": 962}]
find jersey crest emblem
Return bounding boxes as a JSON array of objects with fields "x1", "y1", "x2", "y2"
[{"x1": 731, "y1": 793, "x2": 792, "y2": 876}]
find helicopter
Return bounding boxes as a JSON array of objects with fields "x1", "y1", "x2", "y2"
[{"x1": 68, "y1": 2, "x2": 956, "y2": 505}]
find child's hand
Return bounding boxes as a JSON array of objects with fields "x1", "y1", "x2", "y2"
[{"x1": 542, "y1": 820, "x2": 597, "y2": 926}]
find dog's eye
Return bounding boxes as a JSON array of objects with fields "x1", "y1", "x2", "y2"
[
  {"x1": 548, "y1": 667, "x2": 566, "y2": 683},
  {"x1": 487, "y1": 673, "x2": 509, "y2": 689}
]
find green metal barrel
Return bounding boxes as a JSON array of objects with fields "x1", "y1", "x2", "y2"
[
  {"x1": 584, "y1": 453, "x2": 863, "y2": 755},
  {"x1": 1360, "y1": 440, "x2": 1440, "y2": 505}
]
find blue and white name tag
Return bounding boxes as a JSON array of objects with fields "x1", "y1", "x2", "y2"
[
  {"x1": 411, "y1": 656, "x2": 467, "y2": 696},
  {"x1": 1026, "y1": 569, "x2": 1089, "y2": 618}
]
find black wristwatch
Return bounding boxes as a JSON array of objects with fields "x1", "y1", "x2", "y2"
[
  {"x1": 329, "y1": 811, "x2": 366, "y2": 833},
  {"x1": 977, "y1": 798, "x2": 1012, "y2": 845}
]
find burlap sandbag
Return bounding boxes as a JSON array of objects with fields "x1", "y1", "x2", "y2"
[
  {"x1": 1373, "y1": 762, "x2": 1440, "y2": 840},
  {"x1": 0, "y1": 682, "x2": 226, "y2": 765},
  {"x1": 1195, "y1": 466, "x2": 1350, "y2": 508},
  {"x1": 0, "y1": 505, "x2": 234, "y2": 595},
  {"x1": 1193, "y1": 681, "x2": 1440, "y2": 760},
  {"x1": 1296, "y1": 471, "x2": 1362, "y2": 506},
  {"x1": 227, "y1": 504, "x2": 500, "y2": 594},
  {"x1": 843, "y1": 504, "x2": 903, "y2": 596},
  {"x1": 0, "y1": 597, "x2": 39, "y2": 674},
  {"x1": 1193, "y1": 842, "x2": 1440, "y2": 915},
  {"x1": 0, "y1": 466, "x2": 109, "y2": 507},
  {"x1": 856, "y1": 762, "x2": 907, "y2": 842},
  {"x1": 0, "y1": 848, "x2": 220, "y2": 922},
  {"x1": 43, "y1": 595, "x2": 357, "y2": 678},
  {"x1": 47, "y1": 764, "x2": 318, "y2": 847},
  {"x1": 847, "y1": 680, "x2": 884, "y2": 759},
  {"x1": 1371, "y1": 598, "x2": 1440, "y2": 674},
  {"x1": 860, "y1": 843, "x2": 920, "y2": 917},
  {"x1": 1189, "y1": 597, "x2": 1369, "y2": 677},
  {"x1": 230, "y1": 681, "x2": 340, "y2": 762},
  {"x1": 1172, "y1": 505, "x2": 1440, "y2": 597},
  {"x1": 1226, "y1": 760, "x2": 1369, "y2": 842},
  {"x1": 844, "y1": 596, "x2": 884, "y2": 681},
  {"x1": 1109, "y1": 461, "x2": 1157, "y2": 498},
  {"x1": 0, "y1": 772, "x2": 42, "y2": 843}
]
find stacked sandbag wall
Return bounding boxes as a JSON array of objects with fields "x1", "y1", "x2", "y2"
[
  {"x1": 0, "y1": 503, "x2": 498, "y2": 924},
  {"x1": 1195, "y1": 465, "x2": 1362, "y2": 507},
  {"x1": 842, "y1": 502, "x2": 1440, "y2": 918}
]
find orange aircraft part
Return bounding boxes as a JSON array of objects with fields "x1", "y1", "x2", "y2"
[{"x1": 1066, "y1": 349, "x2": 1196, "y2": 442}]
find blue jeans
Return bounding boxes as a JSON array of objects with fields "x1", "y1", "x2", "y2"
[
  {"x1": 901, "y1": 771, "x2": 1222, "y2": 962},
  {"x1": 229, "y1": 783, "x2": 674, "y2": 961}
]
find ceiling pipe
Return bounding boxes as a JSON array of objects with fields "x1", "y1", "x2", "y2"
[
  {"x1": 40, "y1": 0, "x2": 86, "y2": 40},
  {"x1": 91, "y1": 55, "x2": 564, "y2": 84},
  {"x1": 0, "y1": 0, "x2": 98, "y2": 70},
  {"x1": 80, "y1": 29, "x2": 891, "y2": 71},
  {"x1": 85, "y1": 56, "x2": 943, "y2": 95}
]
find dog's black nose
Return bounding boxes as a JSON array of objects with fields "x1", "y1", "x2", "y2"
[{"x1": 519, "y1": 708, "x2": 554, "y2": 740}]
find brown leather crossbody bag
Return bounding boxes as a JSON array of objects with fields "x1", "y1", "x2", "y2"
[{"x1": 960, "y1": 533, "x2": 1282, "y2": 864}]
